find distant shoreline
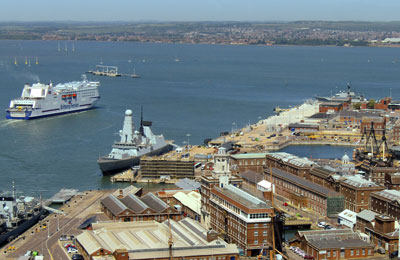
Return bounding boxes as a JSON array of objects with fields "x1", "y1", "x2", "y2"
[{"x1": 1, "y1": 38, "x2": 399, "y2": 49}]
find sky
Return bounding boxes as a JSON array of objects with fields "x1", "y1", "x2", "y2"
[{"x1": 1, "y1": 0, "x2": 400, "y2": 22}]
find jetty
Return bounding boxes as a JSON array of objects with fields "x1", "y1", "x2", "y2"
[
  {"x1": 110, "y1": 168, "x2": 140, "y2": 183},
  {"x1": 48, "y1": 188, "x2": 79, "y2": 204}
]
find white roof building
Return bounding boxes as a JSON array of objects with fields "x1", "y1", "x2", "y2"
[
  {"x1": 173, "y1": 191, "x2": 201, "y2": 215},
  {"x1": 338, "y1": 209, "x2": 357, "y2": 229}
]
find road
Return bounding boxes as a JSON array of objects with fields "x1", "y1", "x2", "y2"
[{"x1": 3, "y1": 190, "x2": 111, "y2": 260}]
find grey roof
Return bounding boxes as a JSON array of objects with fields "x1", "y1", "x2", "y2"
[
  {"x1": 213, "y1": 184, "x2": 271, "y2": 210},
  {"x1": 267, "y1": 152, "x2": 314, "y2": 168},
  {"x1": 357, "y1": 209, "x2": 378, "y2": 222},
  {"x1": 288, "y1": 123, "x2": 319, "y2": 129},
  {"x1": 372, "y1": 189, "x2": 400, "y2": 202},
  {"x1": 175, "y1": 178, "x2": 201, "y2": 190},
  {"x1": 240, "y1": 170, "x2": 263, "y2": 184},
  {"x1": 342, "y1": 175, "x2": 381, "y2": 188},
  {"x1": 120, "y1": 193, "x2": 149, "y2": 213},
  {"x1": 299, "y1": 229, "x2": 373, "y2": 250},
  {"x1": 141, "y1": 192, "x2": 169, "y2": 212},
  {"x1": 338, "y1": 110, "x2": 378, "y2": 119},
  {"x1": 310, "y1": 166, "x2": 335, "y2": 179},
  {"x1": 308, "y1": 112, "x2": 337, "y2": 119},
  {"x1": 271, "y1": 167, "x2": 341, "y2": 198},
  {"x1": 101, "y1": 195, "x2": 128, "y2": 215}
]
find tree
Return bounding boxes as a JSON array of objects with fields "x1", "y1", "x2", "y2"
[
  {"x1": 367, "y1": 99, "x2": 376, "y2": 109},
  {"x1": 353, "y1": 102, "x2": 361, "y2": 110}
]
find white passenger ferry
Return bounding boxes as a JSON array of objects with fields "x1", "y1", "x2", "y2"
[{"x1": 6, "y1": 75, "x2": 100, "y2": 120}]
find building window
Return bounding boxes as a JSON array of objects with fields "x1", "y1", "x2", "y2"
[
  {"x1": 263, "y1": 230, "x2": 267, "y2": 236},
  {"x1": 333, "y1": 251, "x2": 336, "y2": 257},
  {"x1": 254, "y1": 231, "x2": 258, "y2": 236},
  {"x1": 362, "y1": 249, "x2": 365, "y2": 255},
  {"x1": 327, "y1": 251, "x2": 330, "y2": 257},
  {"x1": 254, "y1": 239, "x2": 258, "y2": 244},
  {"x1": 351, "y1": 250, "x2": 354, "y2": 256}
]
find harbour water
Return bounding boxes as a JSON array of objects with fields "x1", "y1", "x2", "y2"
[{"x1": 0, "y1": 41, "x2": 399, "y2": 197}]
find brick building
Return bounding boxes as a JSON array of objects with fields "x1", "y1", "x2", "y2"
[
  {"x1": 370, "y1": 189, "x2": 400, "y2": 221},
  {"x1": 369, "y1": 167, "x2": 399, "y2": 185},
  {"x1": 355, "y1": 209, "x2": 378, "y2": 235},
  {"x1": 385, "y1": 172, "x2": 400, "y2": 190},
  {"x1": 101, "y1": 192, "x2": 182, "y2": 222},
  {"x1": 267, "y1": 167, "x2": 344, "y2": 217},
  {"x1": 365, "y1": 215, "x2": 399, "y2": 255},
  {"x1": 230, "y1": 153, "x2": 267, "y2": 173},
  {"x1": 319, "y1": 102, "x2": 344, "y2": 113},
  {"x1": 289, "y1": 229, "x2": 374, "y2": 260},
  {"x1": 265, "y1": 152, "x2": 314, "y2": 178},
  {"x1": 76, "y1": 219, "x2": 239, "y2": 260},
  {"x1": 340, "y1": 175, "x2": 384, "y2": 213},
  {"x1": 360, "y1": 116, "x2": 385, "y2": 135},
  {"x1": 308, "y1": 166, "x2": 340, "y2": 192},
  {"x1": 209, "y1": 181, "x2": 274, "y2": 256},
  {"x1": 288, "y1": 123, "x2": 319, "y2": 133}
]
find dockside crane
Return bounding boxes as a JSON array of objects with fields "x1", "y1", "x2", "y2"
[
  {"x1": 168, "y1": 215, "x2": 173, "y2": 260},
  {"x1": 269, "y1": 168, "x2": 289, "y2": 260}
]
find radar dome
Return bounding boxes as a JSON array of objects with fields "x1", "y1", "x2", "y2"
[{"x1": 125, "y1": 109, "x2": 133, "y2": 116}]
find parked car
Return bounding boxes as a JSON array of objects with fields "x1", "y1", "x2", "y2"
[
  {"x1": 68, "y1": 247, "x2": 78, "y2": 254},
  {"x1": 59, "y1": 235, "x2": 68, "y2": 241},
  {"x1": 317, "y1": 222, "x2": 326, "y2": 228},
  {"x1": 304, "y1": 255, "x2": 314, "y2": 259},
  {"x1": 72, "y1": 254, "x2": 84, "y2": 260},
  {"x1": 324, "y1": 225, "x2": 332, "y2": 230}
]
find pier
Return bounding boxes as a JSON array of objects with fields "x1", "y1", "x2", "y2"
[{"x1": 48, "y1": 188, "x2": 79, "y2": 204}]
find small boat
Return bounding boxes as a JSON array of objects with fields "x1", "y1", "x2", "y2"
[{"x1": 131, "y1": 68, "x2": 140, "y2": 78}]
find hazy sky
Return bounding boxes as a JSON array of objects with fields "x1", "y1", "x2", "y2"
[{"x1": 1, "y1": 0, "x2": 400, "y2": 22}]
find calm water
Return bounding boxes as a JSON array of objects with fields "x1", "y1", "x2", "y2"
[{"x1": 0, "y1": 41, "x2": 399, "y2": 197}]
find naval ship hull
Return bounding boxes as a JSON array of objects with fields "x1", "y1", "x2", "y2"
[
  {"x1": 0, "y1": 208, "x2": 47, "y2": 247},
  {"x1": 98, "y1": 143, "x2": 173, "y2": 176}
]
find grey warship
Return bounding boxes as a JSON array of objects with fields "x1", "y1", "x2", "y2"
[
  {"x1": 0, "y1": 183, "x2": 46, "y2": 246},
  {"x1": 97, "y1": 109, "x2": 173, "y2": 176}
]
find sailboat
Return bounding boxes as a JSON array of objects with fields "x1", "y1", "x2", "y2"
[
  {"x1": 25, "y1": 57, "x2": 28, "y2": 65},
  {"x1": 14, "y1": 57, "x2": 17, "y2": 66},
  {"x1": 64, "y1": 44, "x2": 68, "y2": 52},
  {"x1": 58, "y1": 43, "x2": 61, "y2": 52},
  {"x1": 35, "y1": 57, "x2": 39, "y2": 65},
  {"x1": 72, "y1": 43, "x2": 75, "y2": 52},
  {"x1": 174, "y1": 56, "x2": 180, "y2": 62},
  {"x1": 28, "y1": 59, "x2": 31, "y2": 67}
]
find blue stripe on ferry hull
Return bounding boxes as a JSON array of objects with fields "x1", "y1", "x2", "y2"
[{"x1": 6, "y1": 107, "x2": 95, "y2": 120}]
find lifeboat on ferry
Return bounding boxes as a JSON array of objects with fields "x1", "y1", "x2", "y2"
[
  {"x1": 72, "y1": 93, "x2": 77, "y2": 98},
  {"x1": 62, "y1": 95, "x2": 66, "y2": 99}
]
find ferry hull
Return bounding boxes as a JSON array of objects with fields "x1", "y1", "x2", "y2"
[
  {"x1": 98, "y1": 144, "x2": 173, "y2": 176},
  {"x1": 6, "y1": 100, "x2": 99, "y2": 120}
]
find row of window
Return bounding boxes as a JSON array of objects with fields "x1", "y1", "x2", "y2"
[{"x1": 275, "y1": 178, "x2": 325, "y2": 204}]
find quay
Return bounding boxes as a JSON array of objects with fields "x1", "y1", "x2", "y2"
[{"x1": 2, "y1": 189, "x2": 113, "y2": 260}]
